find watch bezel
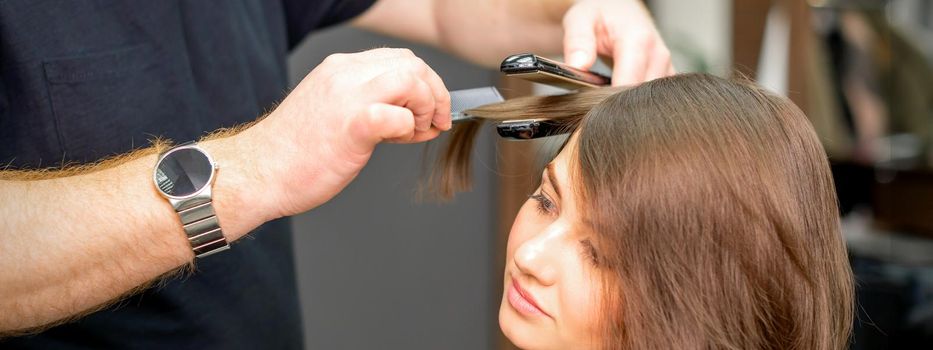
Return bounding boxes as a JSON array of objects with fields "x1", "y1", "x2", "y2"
[{"x1": 153, "y1": 143, "x2": 218, "y2": 202}]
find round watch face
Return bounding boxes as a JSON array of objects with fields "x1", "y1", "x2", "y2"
[{"x1": 155, "y1": 147, "x2": 214, "y2": 198}]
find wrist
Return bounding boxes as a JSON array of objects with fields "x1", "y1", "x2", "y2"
[
  {"x1": 199, "y1": 130, "x2": 278, "y2": 241},
  {"x1": 235, "y1": 107, "x2": 347, "y2": 219}
]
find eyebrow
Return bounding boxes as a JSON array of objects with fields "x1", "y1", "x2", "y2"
[{"x1": 545, "y1": 163, "x2": 562, "y2": 199}]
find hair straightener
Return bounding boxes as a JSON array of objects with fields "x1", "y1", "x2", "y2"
[
  {"x1": 494, "y1": 119, "x2": 564, "y2": 140},
  {"x1": 448, "y1": 54, "x2": 610, "y2": 140},
  {"x1": 497, "y1": 54, "x2": 611, "y2": 140},
  {"x1": 500, "y1": 53, "x2": 611, "y2": 90}
]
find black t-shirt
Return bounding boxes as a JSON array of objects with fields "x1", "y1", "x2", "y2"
[{"x1": 0, "y1": 0, "x2": 375, "y2": 348}]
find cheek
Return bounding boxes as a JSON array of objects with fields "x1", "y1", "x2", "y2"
[{"x1": 560, "y1": 266, "x2": 604, "y2": 342}]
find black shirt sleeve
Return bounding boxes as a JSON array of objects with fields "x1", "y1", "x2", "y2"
[{"x1": 282, "y1": 0, "x2": 378, "y2": 48}]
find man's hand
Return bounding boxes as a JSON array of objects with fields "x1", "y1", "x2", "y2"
[
  {"x1": 354, "y1": 0, "x2": 673, "y2": 86},
  {"x1": 562, "y1": 0, "x2": 674, "y2": 86},
  {"x1": 244, "y1": 48, "x2": 451, "y2": 219}
]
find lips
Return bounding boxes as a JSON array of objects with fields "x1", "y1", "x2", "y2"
[{"x1": 508, "y1": 276, "x2": 550, "y2": 317}]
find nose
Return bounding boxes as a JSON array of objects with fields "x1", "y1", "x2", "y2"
[{"x1": 513, "y1": 226, "x2": 562, "y2": 286}]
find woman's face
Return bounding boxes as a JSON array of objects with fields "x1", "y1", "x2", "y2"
[{"x1": 499, "y1": 143, "x2": 604, "y2": 349}]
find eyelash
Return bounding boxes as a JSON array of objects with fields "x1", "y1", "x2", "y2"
[{"x1": 529, "y1": 192, "x2": 557, "y2": 216}]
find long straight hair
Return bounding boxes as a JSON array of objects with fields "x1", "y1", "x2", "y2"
[
  {"x1": 431, "y1": 87, "x2": 625, "y2": 198},
  {"x1": 435, "y1": 73, "x2": 854, "y2": 349}
]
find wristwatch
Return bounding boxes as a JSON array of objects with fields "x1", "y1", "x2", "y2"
[{"x1": 153, "y1": 142, "x2": 230, "y2": 258}]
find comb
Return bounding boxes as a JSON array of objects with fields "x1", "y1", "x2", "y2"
[{"x1": 449, "y1": 87, "x2": 505, "y2": 124}]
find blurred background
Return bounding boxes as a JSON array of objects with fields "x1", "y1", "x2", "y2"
[{"x1": 288, "y1": 0, "x2": 933, "y2": 348}]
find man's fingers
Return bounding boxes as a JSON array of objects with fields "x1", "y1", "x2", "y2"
[
  {"x1": 612, "y1": 35, "x2": 650, "y2": 86},
  {"x1": 350, "y1": 66, "x2": 448, "y2": 148},
  {"x1": 644, "y1": 45, "x2": 674, "y2": 81},
  {"x1": 357, "y1": 47, "x2": 417, "y2": 61},
  {"x1": 344, "y1": 48, "x2": 449, "y2": 130},
  {"x1": 415, "y1": 61, "x2": 451, "y2": 131},
  {"x1": 397, "y1": 127, "x2": 442, "y2": 144},
  {"x1": 356, "y1": 103, "x2": 442, "y2": 146},
  {"x1": 349, "y1": 103, "x2": 416, "y2": 154},
  {"x1": 402, "y1": 77, "x2": 437, "y2": 133},
  {"x1": 365, "y1": 69, "x2": 437, "y2": 132},
  {"x1": 562, "y1": 5, "x2": 599, "y2": 70}
]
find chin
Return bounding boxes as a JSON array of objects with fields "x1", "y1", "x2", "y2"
[{"x1": 499, "y1": 298, "x2": 549, "y2": 350}]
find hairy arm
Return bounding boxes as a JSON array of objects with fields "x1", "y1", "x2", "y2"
[
  {"x1": 0, "y1": 126, "x2": 272, "y2": 336},
  {"x1": 353, "y1": 0, "x2": 569, "y2": 67},
  {"x1": 0, "y1": 47, "x2": 451, "y2": 337}
]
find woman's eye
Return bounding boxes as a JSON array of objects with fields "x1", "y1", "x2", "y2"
[
  {"x1": 530, "y1": 192, "x2": 557, "y2": 216},
  {"x1": 580, "y1": 239, "x2": 600, "y2": 267}
]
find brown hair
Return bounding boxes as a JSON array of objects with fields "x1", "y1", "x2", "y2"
[
  {"x1": 436, "y1": 73, "x2": 854, "y2": 349},
  {"x1": 430, "y1": 86, "x2": 626, "y2": 198}
]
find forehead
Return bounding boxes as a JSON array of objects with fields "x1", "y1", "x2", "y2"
[
  {"x1": 552, "y1": 132, "x2": 580, "y2": 179},
  {"x1": 547, "y1": 136, "x2": 579, "y2": 202}
]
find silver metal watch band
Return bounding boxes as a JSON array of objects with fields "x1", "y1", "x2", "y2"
[{"x1": 177, "y1": 199, "x2": 229, "y2": 258}]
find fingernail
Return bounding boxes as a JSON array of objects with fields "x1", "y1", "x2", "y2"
[
  {"x1": 436, "y1": 113, "x2": 452, "y2": 131},
  {"x1": 431, "y1": 120, "x2": 449, "y2": 131}
]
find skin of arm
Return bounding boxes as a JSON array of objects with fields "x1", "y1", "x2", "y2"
[
  {"x1": 0, "y1": 48, "x2": 451, "y2": 335},
  {"x1": 352, "y1": 0, "x2": 674, "y2": 85},
  {"x1": 352, "y1": 0, "x2": 567, "y2": 66},
  {"x1": 0, "y1": 129, "x2": 271, "y2": 335}
]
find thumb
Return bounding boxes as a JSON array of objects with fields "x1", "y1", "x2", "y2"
[
  {"x1": 346, "y1": 103, "x2": 416, "y2": 155},
  {"x1": 563, "y1": 5, "x2": 599, "y2": 70}
]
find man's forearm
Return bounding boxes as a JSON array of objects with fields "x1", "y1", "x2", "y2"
[
  {"x1": 354, "y1": 0, "x2": 572, "y2": 67},
  {"x1": 0, "y1": 46, "x2": 457, "y2": 337},
  {"x1": 0, "y1": 127, "x2": 271, "y2": 334},
  {"x1": 434, "y1": 0, "x2": 571, "y2": 65}
]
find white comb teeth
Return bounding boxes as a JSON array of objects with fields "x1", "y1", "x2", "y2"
[{"x1": 449, "y1": 87, "x2": 505, "y2": 124}]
